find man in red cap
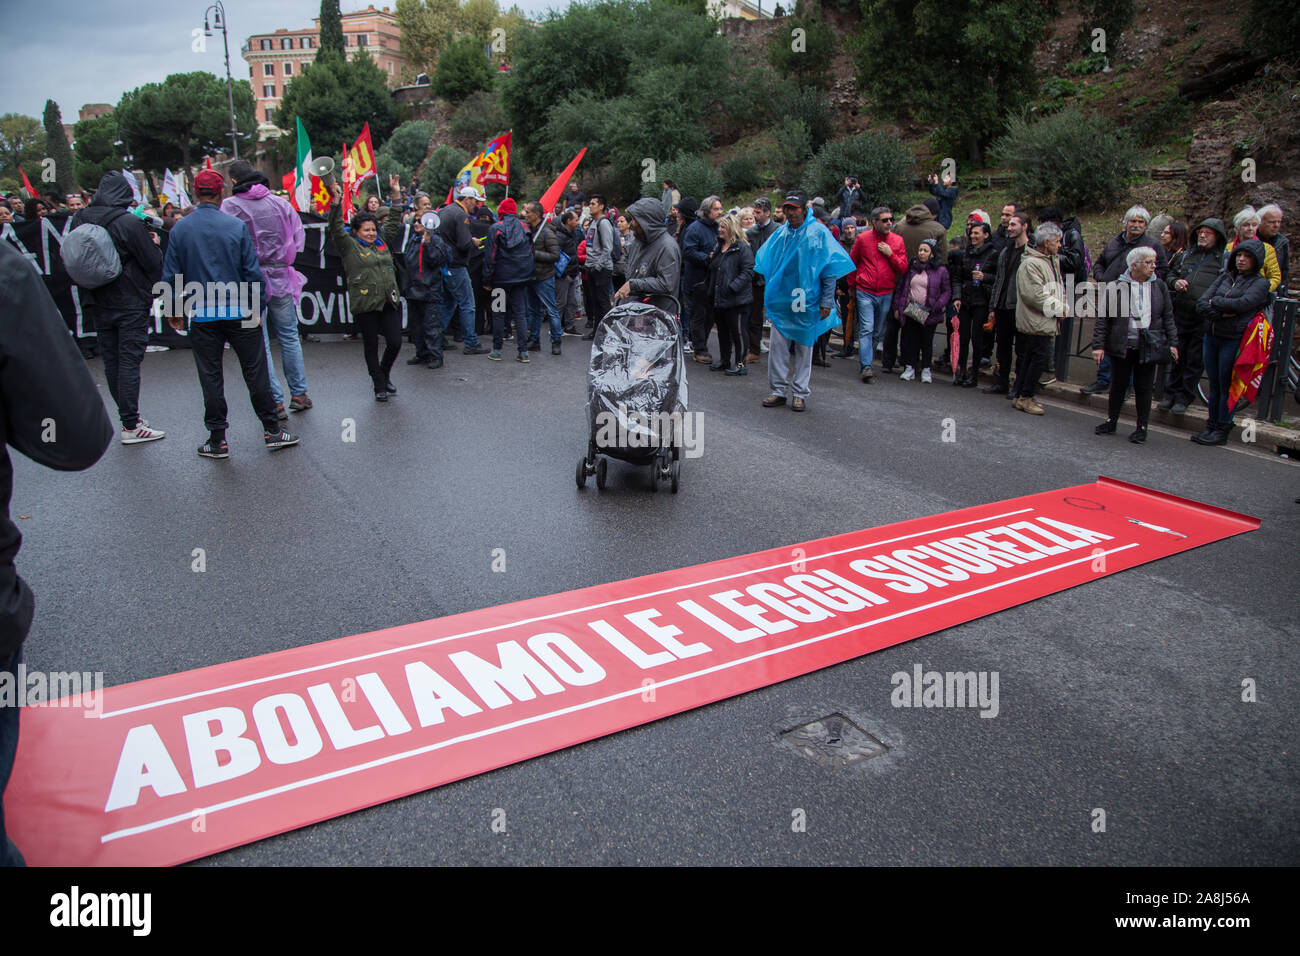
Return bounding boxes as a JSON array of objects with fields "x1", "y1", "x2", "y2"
[{"x1": 162, "y1": 168, "x2": 299, "y2": 458}]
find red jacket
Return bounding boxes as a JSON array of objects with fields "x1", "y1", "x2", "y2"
[{"x1": 851, "y1": 229, "x2": 908, "y2": 295}]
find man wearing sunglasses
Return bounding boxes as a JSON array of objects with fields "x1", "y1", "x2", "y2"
[{"x1": 849, "y1": 206, "x2": 907, "y2": 382}]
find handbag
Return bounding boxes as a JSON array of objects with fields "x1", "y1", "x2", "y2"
[
  {"x1": 554, "y1": 251, "x2": 571, "y2": 278},
  {"x1": 903, "y1": 298, "x2": 929, "y2": 324}
]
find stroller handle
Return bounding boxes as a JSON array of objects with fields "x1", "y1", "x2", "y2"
[{"x1": 613, "y1": 291, "x2": 681, "y2": 317}]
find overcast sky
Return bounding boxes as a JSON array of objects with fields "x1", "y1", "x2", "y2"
[{"x1": 0, "y1": 0, "x2": 571, "y2": 120}]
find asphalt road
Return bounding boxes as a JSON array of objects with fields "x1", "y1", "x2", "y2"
[{"x1": 12, "y1": 331, "x2": 1299, "y2": 865}]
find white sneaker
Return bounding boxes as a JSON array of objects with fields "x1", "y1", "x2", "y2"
[
  {"x1": 760, "y1": 341, "x2": 770, "y2": 353},
  {"x1": 899, "y1": 366, "x2": 916, "y2": 381},
  {"x1": 121, "y1": 422, "x2": 165, "y2": 444},
  {"x1": 921, "y1": 368, "x2": 933, "y2": 384},
  {"x1": 683, "y1": 342, "x2": 694, "y2": 354}
]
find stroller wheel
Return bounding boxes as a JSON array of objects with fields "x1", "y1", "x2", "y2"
[
  {"x1": 670, "y1": 460, "x2": 680, "y2": 494},
  {"x1": 595, "y1": 457, "x2": 608, "y2": 490},
  {"x1": 575, "y1": 457, "x2": 588, "y2": 489}
]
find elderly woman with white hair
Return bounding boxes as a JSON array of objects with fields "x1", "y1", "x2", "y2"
[
  {"x1": 1224, "y1": 206, "x2": 1282, "y2": 292},
  {"x1": 1082, "y1": 204, "x2": 1170, "y2": 396},
  {"x1": 1090, "y1": 245, "x2": 1179, "y2": 443}
]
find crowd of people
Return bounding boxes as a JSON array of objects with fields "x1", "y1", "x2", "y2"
[{"x1": 3, "y1": 164, "x2": 1292, "y2": 451}]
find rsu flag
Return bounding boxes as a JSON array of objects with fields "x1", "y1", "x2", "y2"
[{"x1": 477, "y1": 132, "x2": 511, "y2": 186}]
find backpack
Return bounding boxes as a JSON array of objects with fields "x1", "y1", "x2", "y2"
[
  {"x1": 608, "y1": 215, "x2": 624, "y2": 263},
  {"x1": 62, "y1": 210, "x2": 128, "y2": 289}
]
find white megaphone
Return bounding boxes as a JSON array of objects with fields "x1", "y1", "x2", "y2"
[
  {"x1": 308, "y1": 156, "x2": 336, "y2": 191},
  {"x1": 420, "y1": 211, "x2": 440, "y2": 232}
]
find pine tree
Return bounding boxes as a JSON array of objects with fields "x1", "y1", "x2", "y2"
[
  {"x1": 43, "y1": 99, "x2": 76, "y2": 195},
  {"x1": 319, "y1": 0, "x2": 345, "y2": 58}
]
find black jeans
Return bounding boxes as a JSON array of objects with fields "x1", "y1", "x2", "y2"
[
  {"x1": 1108, "y1": 348, "x2": 1157, "y2": 426},
  {"x1": 470, "y1": 267, "x2": 490, "y2": 336},
  {"x1": 956, "y1": 302, "x2": 984, "y2": 375},
  {"x1": 1170, "y1": 318, "x2": 1204, "y2": 405},
  {"x1": 881, "y1": 314, "x2": 901, "y2": 368},
  {"x1": 900, "y1": 320, "x2": 936, "y2": 370},
  {"x1": 746, "y1": 283, "x2": 765, "y2": 355},
  {"x1": 716, "y1": 306, "x2": 747, "y2": 367},
  {"x1": 491, "y1": 284, "x2": 529, "y2": 352},
  {"x1": 92, "y1": 308, "x2": 150, "y2": 429},
  {"x1": 1011, "y1": 332, "x2": 1051, "y2": 398},
  {"x1": 190, "y1": 320, "x2": 281, "y2": 434},
  {"x1": 408, "y1": 297, "x2": 443, "y2": 360},
  {"x1": 689, "y1": 278, "x2": 714, "y2": 353},
  {"x1": 993, "y1": 308, "x2": 1017, "y2": 387},
  {"x1": 585, "y1": 268, "x2": 613, "y2": 332},
  {"x1": 355, "y1": 305, "x2": 402, "y2": 391}
]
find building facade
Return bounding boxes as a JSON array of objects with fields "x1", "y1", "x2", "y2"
[{"x1": 241, "y1": 5, "x2": 406, "y2": 126}]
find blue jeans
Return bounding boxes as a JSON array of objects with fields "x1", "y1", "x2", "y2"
[
  {"x1": 1203, "y1": 333, "x2": 1238, "y2": 424},
  {"x1": 527, "y1": 276, "x2": 563, "y2": 344},
  {"x1": 440, "y1": 267, "x2": 481, "y2": 348},
  {"x1": 1095, "y1": 354, "x2": 1112, "y2": 387},
  {"x1": 856, "y1": 290, "x2": 892, "y2": 370},
  {"x1": 0, "y1": 647, "x2": 25, "y2": 867},
  {"x1": 261, "y1": 294, "x2": 308, "y2": 405}
]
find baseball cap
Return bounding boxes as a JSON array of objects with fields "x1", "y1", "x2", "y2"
[
  {"x1": 781, "y1": 189, "x2": 807, "y2": 208},
  {"x1": 194, "y1": 169, "x2": 225, "y2": 194},
  {"x1": 456, "y1": 186, "x2": 478, "y2": 200}
]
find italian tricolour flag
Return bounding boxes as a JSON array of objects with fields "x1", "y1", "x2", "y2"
[{"x1": 293, "y1": 117, "x2": 330, "y2": 214}]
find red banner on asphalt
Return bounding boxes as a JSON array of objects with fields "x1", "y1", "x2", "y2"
[{"x1": 6, "y1": 478, "x2": 1257, "y2": 866}]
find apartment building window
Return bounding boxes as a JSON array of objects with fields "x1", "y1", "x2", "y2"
[
  {"x1": 284, "y1": 62, "x2": 293, "y2": 76},
  {"x1": 357, "y1": 34, "x2": 368, "y2": 47},
  {"x1": 303, "y1": 37, "x2": 313, "y2": 49},
  {"x1": 264, "y1": 63, "x2": 275, "y2": 76},
  {"x1": 281, "y1": 37, "x2": 293, "y2": 50},
  {"x1": 260, "y1": 38, "x2": 271, "y2": 50},
  {"x1": 266, "y1": 107, "x2": 274, "y2": 122},
  {"x1": 263, "y1": 84, "x2": 275, "y2": 98}
]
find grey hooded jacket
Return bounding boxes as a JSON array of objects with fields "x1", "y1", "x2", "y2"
[{"x1": 621, "y1": 198, "x2": 681, "y2": 315}]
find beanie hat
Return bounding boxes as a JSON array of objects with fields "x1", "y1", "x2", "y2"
[{"x1": 498, "y1": 197, "x2": 517, "y2": 216}]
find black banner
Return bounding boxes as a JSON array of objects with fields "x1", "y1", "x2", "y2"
[{"x1": 1, "y1": 210, "x2": 410, "y2": 346}]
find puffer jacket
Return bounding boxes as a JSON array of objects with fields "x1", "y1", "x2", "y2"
[
  {"x1": 709, "y1": 238, "x2": 755, "y2": 310},
  {"x1": 1093, "y1": 230, "x2": 1168, "y2": 282},
  {"x1": 622, "y1": 197, "x2": 681, "y2": 314},
  {"x1": 1197, "y1": 238, "x2": 1271, "y2": 339},
  {"x1": 682, "y1": 217, "x2": 719, "y2": 289},
  {"x1": 1091, "y1": 272, "x2": 1177, "y2": 363},
  {"x1": 894, "y1": 204, "x2": 947, "y2": 261},
  {"x1": 70, "y1": 171, "x2": 163, "y2": 313},
  {"x1": 850, "y1": 228, "x2": 907, "y2": 295},
  {"x1": 403, "y1": 229, "x2": 450, "y2": 301},
  {"x1": 1015, "y1": 246, "x2": 1067, "y2": 335},
  {"x1": 483, "y1": 213, "x2": 534, "y2": 287},
  {"x1": 955, "y1": 240, "x2": 999, "y2": 310},
  {"x1": 1225, "y1": 236, "x2": 1281, "y2": 292},
  {"x1": 1167, "y1": 217, "x2": 1227, "y2": 326},
  {"x1": 891, "y1": 259, "x2": 951, "y2": 327}
]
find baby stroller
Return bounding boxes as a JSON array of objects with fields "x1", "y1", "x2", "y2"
[{"x1": 576, "y1": 297, "x2": 687, "y2": 493}]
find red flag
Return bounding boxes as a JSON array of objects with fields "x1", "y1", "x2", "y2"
[
  {"x1": 20, "y1": 168, "x2": 40, "y2": 200},
  {"x1": 348, "y1": 122, "x2": 377, "y2": 193},
  {"x1": 538, "y1": 148, "x2": 587, "y2": 216},
  {"x1": 1227, "y1": 312, "x2": 1272, "y2": 411},
  {"x1": 282, "y1": 171, "x2": 298, "y2": 210},
  {"x1": 340, "y1": 144, "x2": 354, "y2": 222},
  {"x1": 478, "y1": 132, "x2": 511, "y2": 187},
  {"x1": 205, "y1": 157, "x2": 213, "y2": 170}
]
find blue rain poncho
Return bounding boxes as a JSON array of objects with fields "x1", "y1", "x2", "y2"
[{"x1": 753, "y1": 216, "x2": 855, "y2": 347}]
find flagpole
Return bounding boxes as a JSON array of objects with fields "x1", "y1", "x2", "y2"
[{"x1": 503, "y1": 129, "x2": 512, "y2": 200}]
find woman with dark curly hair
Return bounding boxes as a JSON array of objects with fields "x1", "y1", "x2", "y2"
[{"x1": 327, "y1": 177, "x2": 405, "y2": 401}]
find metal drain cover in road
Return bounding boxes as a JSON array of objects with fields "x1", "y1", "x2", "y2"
[{"x1": 781, "y1": 714, "x2": 887, "y2": 767}]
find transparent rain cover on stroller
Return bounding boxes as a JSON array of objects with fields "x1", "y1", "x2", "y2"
[{"x1": 586, "y1": 301, "x2": 688, "y2": 451}]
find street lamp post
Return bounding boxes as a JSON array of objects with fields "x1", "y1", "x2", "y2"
[{"x1": 204, "y1": 1, "x2": 239, "y2": 160}]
